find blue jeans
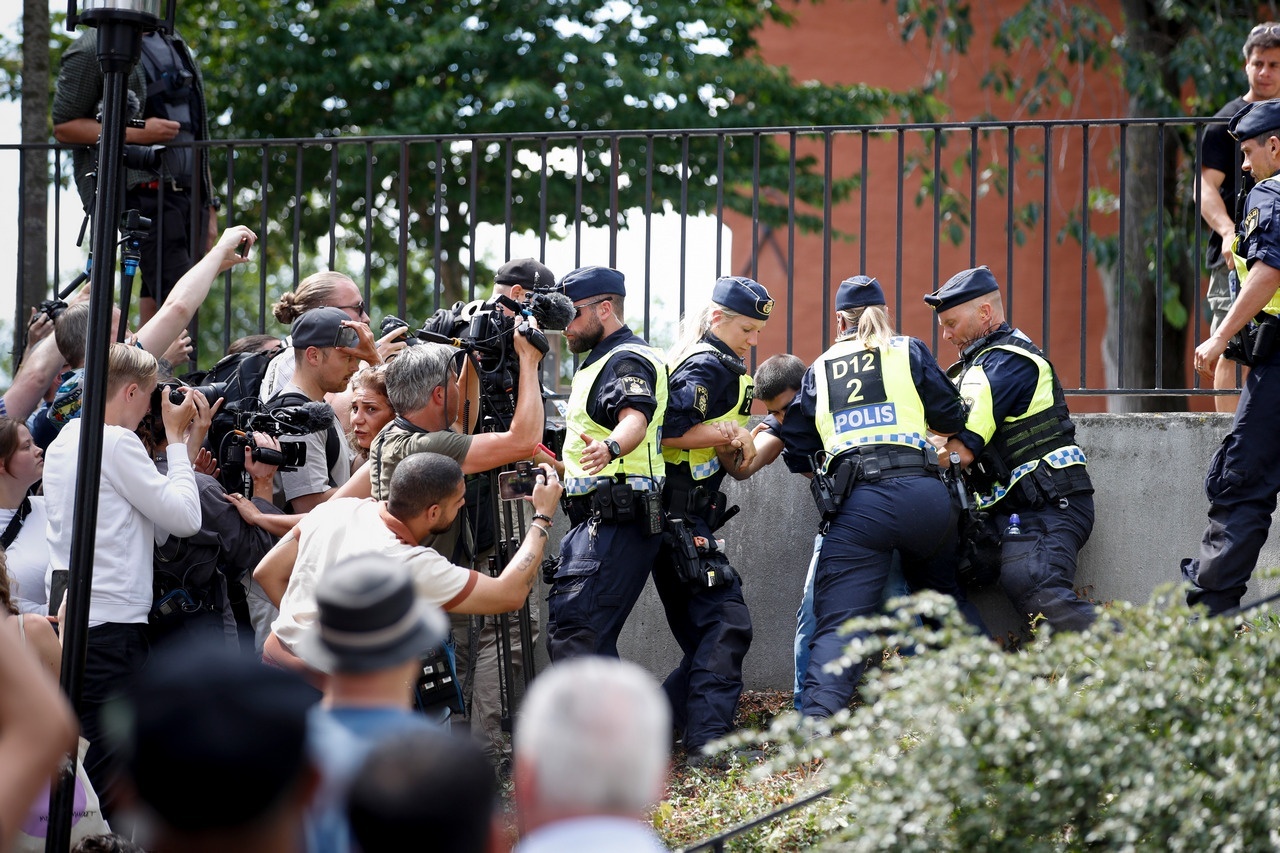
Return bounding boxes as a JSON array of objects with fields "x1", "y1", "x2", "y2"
[{"x1": 792, "y1": 537, "x2": 911, "y2": 710}]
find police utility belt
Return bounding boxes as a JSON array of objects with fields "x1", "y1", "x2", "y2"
[
  {"x1": 562, "y1": 475, "x2": 664, "y2": 535},
  {"x1": 810, "y1": 445, "x2": 938, "y2": 527}
]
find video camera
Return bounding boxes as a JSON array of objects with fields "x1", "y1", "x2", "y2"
[{"x1": 380, "y1": 286, "x2": 574, "y2": 428}]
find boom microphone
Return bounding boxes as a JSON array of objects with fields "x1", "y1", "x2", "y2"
[
  {"x1": 529, "y1": 291, "x2": 576, "y2": 331},
  {"x1": 269, "y1": 401, "x2": 337, "y2": 434}
]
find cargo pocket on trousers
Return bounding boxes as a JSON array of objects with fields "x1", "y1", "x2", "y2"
[{"x1": 999, "y1": 532, "x2": 1046, "y2": 601}]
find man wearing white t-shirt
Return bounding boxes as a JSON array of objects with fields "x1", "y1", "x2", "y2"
[{"x1": 255, "y1": 451, "x2": 562, "y2": 680}]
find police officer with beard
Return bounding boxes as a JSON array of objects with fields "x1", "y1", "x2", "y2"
[
  {"x1": 926, "y1": 266, "x2": 1096, "y2": 632},
  {"x1": 657, "y1": 276, "x2": 773, "y2": 764},
  {"x1": 547, "y1": 267, "x2": 668, "y2": 660},
  {"x1": 780, "y1": 276, "x2": 970, "y2": 718}
]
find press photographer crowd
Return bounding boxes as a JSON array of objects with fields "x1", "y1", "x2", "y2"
[{"x1": 3, "y1": 222, "x2": 1104, "y2": 852}]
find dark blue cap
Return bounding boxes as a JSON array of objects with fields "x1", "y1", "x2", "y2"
[
  {"x1": 712, "y1": 276, "x2": 774, "y2": 320},
  {"x1": 1229, "y1": 99, "x2": 1280, "y2": 141},
  {"x1": 924, "y1": 266, "x2": 1000, "y2": 313},
  {"x1": 561, "y1": 266, "x2": 625, "y2": 302},
  {"x1": 836, "y1": 275, "x2": 885, "y2": 310}
]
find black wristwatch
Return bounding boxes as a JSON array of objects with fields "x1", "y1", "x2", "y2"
[{"x1": 603, "y1": 438, "x2": 622, "y2": 460}]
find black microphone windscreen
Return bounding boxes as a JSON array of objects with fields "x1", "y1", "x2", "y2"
[{"x1": 531, "y1": 291, "x2": 576, "y2": 331}]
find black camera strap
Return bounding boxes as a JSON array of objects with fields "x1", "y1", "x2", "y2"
[{"x1": 0, "y1": 496, "x2": 31, "y2": 550}]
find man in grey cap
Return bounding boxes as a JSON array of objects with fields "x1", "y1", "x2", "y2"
[
  {"x1": 924, "y1": 266, "x2": 1096, "y2": 633},
  {"x1": 1184, "y1": 98, "x2": 1280, "y2": 614}
]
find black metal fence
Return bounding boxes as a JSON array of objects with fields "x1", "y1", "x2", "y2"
[{"x1": 4, "y1": 116, "x2": 1237, "y2": 402}]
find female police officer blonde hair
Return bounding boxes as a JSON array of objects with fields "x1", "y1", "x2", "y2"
[
  {"x1": 657, "y1": 275, "x2": 774, "y2": 763},
  {"x1": 777, "y1": 275, "x2": 980, "y2": 718}
]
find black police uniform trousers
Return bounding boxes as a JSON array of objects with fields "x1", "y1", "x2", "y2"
[
  {"x1": 653, "y1": 510, "x2": 753, "y2": 753},
  {"x1": 801, "y1": 473, "x2": 960, "y2": 718},
  {"x1": 127, "y1": 184, "x2": 201, "y2": 303},
  {"x1": 981, "y1": 491, "x2": 1096, "y2": 632},
  {"x1": 546, "y1": 508, "x2": 663, "y2": 661},
  {"x1": 1183, "y1": 345, "x2": 1280, "y2": 614}
]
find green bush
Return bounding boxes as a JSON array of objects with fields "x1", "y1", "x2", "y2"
[{"x1": 745, "y1": 588, "x2": 1280, "y2": 851}]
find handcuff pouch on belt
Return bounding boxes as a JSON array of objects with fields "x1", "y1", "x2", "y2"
[
  {"x1": 585, "y1": 476, "x2": 663, "y2": 534},
  {"x1": 1224, "y1": 309, "x2": 1280, "y2": 366},
  {"x1": 665, "y1": 517, "x2": 735, "y2": 590}
]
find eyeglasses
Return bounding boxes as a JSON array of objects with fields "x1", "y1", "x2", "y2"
[
  {"x1": 1251, "y1": 24, "x2": 1280, "y2": 38},
  {"x1": 336, "y1": 300, "x2": 368, "y2": 317},
  {"x1": 573, "y1": 298, "x2": 610, "y2": 319}
]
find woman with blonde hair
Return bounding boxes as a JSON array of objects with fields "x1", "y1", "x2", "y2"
[
  {"x1": 778, "y1": 276, "x2": 978, "y2": 718},
  {"x1": 346, "y1": 365, "x2": 393, "y2": 468},
  {"x1": 656, "y1": 276, "x2": 775, "y2": 763}
]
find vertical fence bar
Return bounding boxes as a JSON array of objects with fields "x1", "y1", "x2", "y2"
[
  {"x1": 1117, "y1": 124, "x2": 1128, "y2": 391},
  {"x1": 679, "y1": 135, "x2": 690, "y2": 316},
  {"x1": 644, "y1": 136, "x2": 655, "y2": 339},
  {"x1": 327, "y1": 144, "x2": 339, "y2": 269},
  {"x1": 822, "y1": 131, "x2": 833, "y2": 352},
  {"x1": 469, "y1": 139, "x2": 480, "y2": 301},
  {"x1": 751, "y1": 133, "x2": 762, "y2": 280},
  {"x1": 969, "y1": 125, "x2": 979, "y2": 268},
  {"x1": 1154, "y1": 124, "x2": 1165, "y2": 388},
  {"x1": 505, "y1": 140, "x2": 515, "y2": 260},
  {"x1": 292, "y1": 143, "x2": 304, "y2": 287},
  {"x1": 363, "y1": 141, "x2": 374, "y2": 306},
  {"x1": 1041, "y1": 124, "x2": 1052, "y2": 355},
  {"x1": 610, "y1": 135, "x2": 622, "y2": 269},
  {"x1": 259, "y1": 145, "x2": 270, "y2": 333},
  {"x1": 223, "y1": 144, "x2": 236, "y2": 353},
  {"x1": 574, "y1": 138, "x2": 585, "y2": 268},
  {"x1": 715, "y1": 136, "x2": 725, "y2": 279},
  {"x1": 785, "y1": 131, "x2": 797, "y2": 360},
  {"x1": 433, "y1": 139, "x2": 444, "y2": 310},
  {"x1": 1080, "y1": 125, "x2": 1091, "y2": 387},
  {"x1": 1192, "y1": 122, "x2": 1204, "y2": 392},
  {"x1": 895, "y1": 129, "x2": 905, "y2": 321},
  {"x1": 932, "y1": 127, "x2": 942, "y2": 350},
  {"x1": 1006, "y1": 126, "x2": 1015, "y2": 324},
  {"x1": 397, "y1": 142, "x2": 410, "y2": 318},
  {"x1": 859, "y1": 130, "x2": 869, "y2": 274},
  {"x1": 539, "y1": 138, "x2": 549, "y2": 262}
]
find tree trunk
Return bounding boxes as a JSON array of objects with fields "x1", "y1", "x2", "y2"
[
  {"x1": 1105, "y1": 0, "x2": 1189, "y2": 413},
  {"x1": 19, "y1": 0, "x2": 51, "y2": 365}
]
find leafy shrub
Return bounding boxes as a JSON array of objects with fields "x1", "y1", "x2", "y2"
[{"x1": 744, "y1": 588, "x2": 1280, "y2": 851}]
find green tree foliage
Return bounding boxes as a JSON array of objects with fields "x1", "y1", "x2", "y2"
[
  {"x1": 749, "y1": 589, "x2": 1280, "y2": 849},
  {"x1": 181, "y1": 0, "x2": 948, "y2": 351}
]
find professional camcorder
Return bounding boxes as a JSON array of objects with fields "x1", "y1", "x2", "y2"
[{"x1": 381, "y1": 286, "x2": 574, "y2": 427}]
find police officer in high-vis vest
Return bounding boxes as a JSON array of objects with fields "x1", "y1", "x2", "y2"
[
  {"x1": 547, "y1": 267, "x2": 669, "y2": 660},
  {"x1": 656, "y1": 276, "x2": 772, "y2": 763},
  {"x1": 926, "y1": 266, "x2": 1096, "y2": 632},
  {"x1": 1184, "y1": 99, "x2": 1280, "y2": 614},
  {"x1": 780, "y1": 276, "x2": 970, "y2": 718}
]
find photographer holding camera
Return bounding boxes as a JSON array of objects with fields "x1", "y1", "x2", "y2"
[
  {"x1": 53, "y1": 25, "x2": 218, "y2": 322},
  {"x1": 269, "y1": 307, "x2": 363, "y2": 514},
  {"x1": 42, "y1": 343, "x2": 206, "y2": 813}
]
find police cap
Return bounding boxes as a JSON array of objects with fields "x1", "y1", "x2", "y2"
[
  {"x1": 1229, "y1": 98, "x2": 1280, "y2": 142},
  {"x1": 923, "y1": 266, "x2": 1000, "y2": 313},
  {"x1": 494, "y1": 257, "x2": 556, "y2": 290},
  {"x1": 561, "y1": 266, "x2": 625, "y2": 302},
  {"x1": 836, "y1": 275, "x2": 885, "y2": 311},
  {"x1": 712, "y1": 276, "x2": 775, "y2": 320}
]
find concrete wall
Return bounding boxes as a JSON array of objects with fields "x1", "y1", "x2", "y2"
[{"x1": 592, "y1": 413, "x2": 1280, "y2": 690}]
